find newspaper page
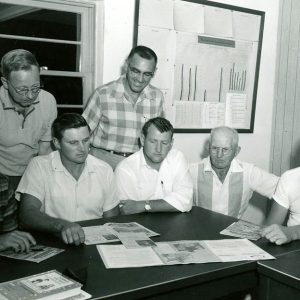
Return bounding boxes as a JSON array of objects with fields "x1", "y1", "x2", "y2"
[
  {"x1": 83, "y1": 222, "x2": 159, "y2": 245},
  {"x1": 117, "y1": 232, "x2": 157, "y2": 249},
  {"x1": 204, "y1": 239, "x2": 275, "y2": 262},
  {"x1": 0, "y1": 245, "x2": 64, "y2": 263},
  {"x1": 220, "y1": 220, "x2": 264, "y2": 240},
  {"x1": 97, "y1": 239, "x2": 274, "y2": 268}
]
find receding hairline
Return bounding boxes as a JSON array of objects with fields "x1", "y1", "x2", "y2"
[{"x1": 210, "y1": 126, "x2": 239, "y2": 147}]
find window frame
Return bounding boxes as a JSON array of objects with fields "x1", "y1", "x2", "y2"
[{"x1": 0, "y1": 0, "x2": 97, "y2": 109}]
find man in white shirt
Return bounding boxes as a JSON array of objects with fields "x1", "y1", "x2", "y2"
[
  {"x1": 189, "y1": 126, "x2": 279, "y2": 218},
  {"x1": 17, "y1": 113, "x2": 119, "y2": 246},
  {"x1": 262, "y1": 167, "x2": 300, "y2": 245},
  {"x1": 115, "y1": 117, "x2": 193, "y2": 214}
]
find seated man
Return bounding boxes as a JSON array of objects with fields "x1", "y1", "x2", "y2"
[
  {"x1": 17, "y1": 113, "x2": 119, "y2": 246},
  {"x1": 189, "y1": 126, "x2": 279, "y2": 218},
  {"x1": 0, "y1": 174, "x2": 35, "y2": 252},
  {"x1": 115, "y1": 117, "x2": 193, "y2": 214},
  {"x1": 262, "y1": 167, "x2": 300, "y2": 245}
]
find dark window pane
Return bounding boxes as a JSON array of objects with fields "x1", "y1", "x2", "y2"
[
  {"x1": 41, "y1": 75, "x2": 83, "y2": 105},
  {"x1": 57, "y1": 107, "x2": 83, "y2": 116},
  {"x1": 0, "y1": 4, "x2": 81, "y2": 41},
  {"x1": 0, "y1": 38, "x2": 80, "y2": 72}
]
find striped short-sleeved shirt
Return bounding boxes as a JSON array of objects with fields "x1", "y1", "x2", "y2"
[
  {"x1": 82, "y1": 75, "x2": 164, "y2": 153},
  {"x1": 0, "y1": 174, "x2": 18, "y2": 232}
]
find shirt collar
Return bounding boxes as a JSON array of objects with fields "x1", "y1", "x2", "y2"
[
  {"x1": 204, "y1": 156, "x2": 243, "y2": 173},
  {"x1": 51, "y1": 151, "x2": 95, "y2": 173},
  {"x1": 114, "y1": 74, "x2": 156, "y2": 102},
  {"x1": 139, "y1": 148, "x2": 172, "y2": 170}
]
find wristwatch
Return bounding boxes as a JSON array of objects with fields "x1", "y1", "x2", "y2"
[{"x1": 144, "y1": 201, "x2": 151, "y2": 212}]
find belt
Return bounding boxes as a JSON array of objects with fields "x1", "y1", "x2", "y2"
[{"x1": 92, "y1": 146, "x2": 133, "y2": 157}]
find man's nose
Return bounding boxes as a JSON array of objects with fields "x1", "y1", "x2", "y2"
[
  {"x1": 156, "y1": 142, "x2": 162, "y2": 153},
  {"x1": 217, "y1": 148, "x2": 223, "y2": 158}
]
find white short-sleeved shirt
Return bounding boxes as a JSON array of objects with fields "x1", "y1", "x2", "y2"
[
  {"x1": 189, "y1": 157, "x2": 279, "y2": 218},
  {"x1": 115, "y1": 148, "x2": 193, "y2": 212},
  {"x1": 16, "y1": 151, "x2": 119, "y2": 222},
  {"x1": 273, "y1": 167, "x2": 300, "y2": 226}
]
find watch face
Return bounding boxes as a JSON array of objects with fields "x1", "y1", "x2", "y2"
[{"x1": 145, "y1": 204, "x2": 151, "y2": 211}]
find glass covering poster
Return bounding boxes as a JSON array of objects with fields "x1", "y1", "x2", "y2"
[{"x1": 136, "y1": 0, "x2": 264, "y2": 132}]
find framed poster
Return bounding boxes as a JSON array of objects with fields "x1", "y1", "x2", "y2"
[{"x1": 134, "y1": 0, "x2": 265, "y2": 133}]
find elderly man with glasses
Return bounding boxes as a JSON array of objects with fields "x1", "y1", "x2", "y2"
[
  {"x1": 189, "y1": 126, "x2": 279, "y2": 218},
  {"x1": 0, "y1": 49, "x2": 57, "y2": 193},
  {"x1": 83, "y1": 45, "x2": 164, "y2": 170}
]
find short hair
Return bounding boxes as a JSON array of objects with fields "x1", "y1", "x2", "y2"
[
  {"x1": 210, "y1": 126, "x2": 239, "y2": 147},
  {"x1": 127, "y1": 45, "x2": 157, "y2": 65},
  {"x1": 1, "y1": 49, "x2": 39, "y2": 79},
  {"x1": 52, "y1": 113, "x2": 90, "y2": 141},
  {"x1": 142, "y1": 117, "x2": 174, "y2": 138}
]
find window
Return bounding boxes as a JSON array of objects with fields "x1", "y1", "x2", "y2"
[{"x1": 0, "y1": 0, "x2": 96, "y2": 114}]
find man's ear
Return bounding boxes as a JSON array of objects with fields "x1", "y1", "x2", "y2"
[
  {"x1": 52, "y1": 138, "x2": 61, "y2": 150},
  {"x1": 1, "y1": 77, "x2": 8, "y2": 89},
  {"x1": 140, "y1": 134, "x2": 145, "y2": 147},
  {"x1": 235, "y1": 146, "x2": 241, "y2": 157}
]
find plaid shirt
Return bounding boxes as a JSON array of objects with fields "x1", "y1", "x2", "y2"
[
  {"x1": 82, "y1": 75, "x2": 164, "y2": 153},
  {"x1": 0, "y1": 174, "x2": 18, "y2": 232}
]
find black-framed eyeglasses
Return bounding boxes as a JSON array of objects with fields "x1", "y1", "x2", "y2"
[
  {"x1": 8, "y1": 80, "x2": 43, "y2": 96},
  {"x1": 128, "y1": 65, "x2": 154, "y2": 79}
]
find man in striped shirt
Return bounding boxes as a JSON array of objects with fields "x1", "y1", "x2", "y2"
[
  {"x1": 82, "y1": 46, "x2": 164, "y2": 170},
  {"x1": 189, "y1": 126, "x2": 279, "y2": 218},
  {"x1": 0, "y1": 174, "x2": 35, "y2": 252}
]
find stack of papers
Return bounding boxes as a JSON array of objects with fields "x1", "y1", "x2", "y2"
[
  {"x1": 220, "y1": 220, "x2": 264, "y2": 240},
  {"x1": 0, "y1": 270, "x2": 91, "y2": 299}
]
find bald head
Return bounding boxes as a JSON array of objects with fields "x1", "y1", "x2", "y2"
[
  {"x1": 209, "y1": 126, "x2": 240, "y2": 171},
  {"x1": 210, "y1": 126, "x2": 239, "y2": 148}
]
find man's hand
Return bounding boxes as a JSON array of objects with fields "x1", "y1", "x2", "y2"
[
  {"x1": 0, "y1": 230, "x2": 36, "y2": 252},
  {"x1": 57, "y1": 221, "x2": 85, "y2": 246},
  {"x1": 119, "y1": 200, "x2": 145, "y2": 215},
  {"x1": 261, "y1": 224, "x2": 293, "y2": 245}
]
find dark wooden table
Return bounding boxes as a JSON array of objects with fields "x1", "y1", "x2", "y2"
[
  {"x1": 258, "y1": 250, "x2": 300, "y2": 300},
  {"x1": 1, "y1": 207, "x2": 300, "y2": 300}
]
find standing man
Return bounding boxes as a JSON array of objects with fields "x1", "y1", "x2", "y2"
[
  {"x1": 0, "y1": 49, "x2": 57, "y2": 192},
  {"x1": 115, "y1": 117, "x2": 193, "y2": 215},
  {"x1": 82, "y1": 46, "x2": 164, "y2": 169},
  {"x1": 17, "y1": 113, "x2": 119, "y2": 246},
  {"x1": 189, "y1": 126, "x2": 279, "y2": 218}
]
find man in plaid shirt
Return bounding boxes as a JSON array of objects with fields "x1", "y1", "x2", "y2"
[
  {"x1": 82, "y1": 46, "x2": 164, "y2": 169},
  {"x1": 0, "y1": 174, "x2": 35, "y2": 252}
]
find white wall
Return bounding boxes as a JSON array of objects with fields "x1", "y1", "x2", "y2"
[{"x1": 96, "y1": 0, "x2": 280, "y2": 223}]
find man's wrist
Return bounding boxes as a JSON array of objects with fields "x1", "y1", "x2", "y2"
[{"x1": 144, "y1": 200, "x2": 152, "y2": 212}]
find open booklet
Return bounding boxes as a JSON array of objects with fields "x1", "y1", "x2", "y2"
[
  {"x1": 0, "y1": 270, "x2": 91, "y2": 300},
  {"x1": 220, "y1": 220, "x2": 264, "y2": 240},
  {"x1": 97, "y1": 238, "x2": 275, "y2": 269},
  {"x1": 0, "y1": 245, "x2": 64, "y2": 263},
  {"x1": 83, "y1": 222, "x2": 159, "y2": 245}
]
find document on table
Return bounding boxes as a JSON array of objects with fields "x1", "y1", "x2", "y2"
[
  {"x1": 118, "y1": 232, "x2": 157, "y2": 249},
  {"x1": 97, "y1": 239, "x2": 274, "y2": 268},
  {"x1": 220, "y1": 220, "x2": 264, "y2": 240},
  {"x1": 0, "y1": 245, "x2": 64, "y2": 263},
  {"x1": 83, "y1": 222, "x2": 159, "y2": 245}
]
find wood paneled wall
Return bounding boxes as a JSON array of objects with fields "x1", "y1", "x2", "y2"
[{"x1": 271, "y1": 0, "x2": 300, "y2": 175}]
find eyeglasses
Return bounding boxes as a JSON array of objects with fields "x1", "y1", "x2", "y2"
[
  {"x1": 8, "y1": 80, "x2": 43, "y2": 96},
  {"x1": 210, "y1": 147, "x2": 233, "y2": 155},
  {"x1": 128, "y1": 65, "x2": 154, "y2": 80}
]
